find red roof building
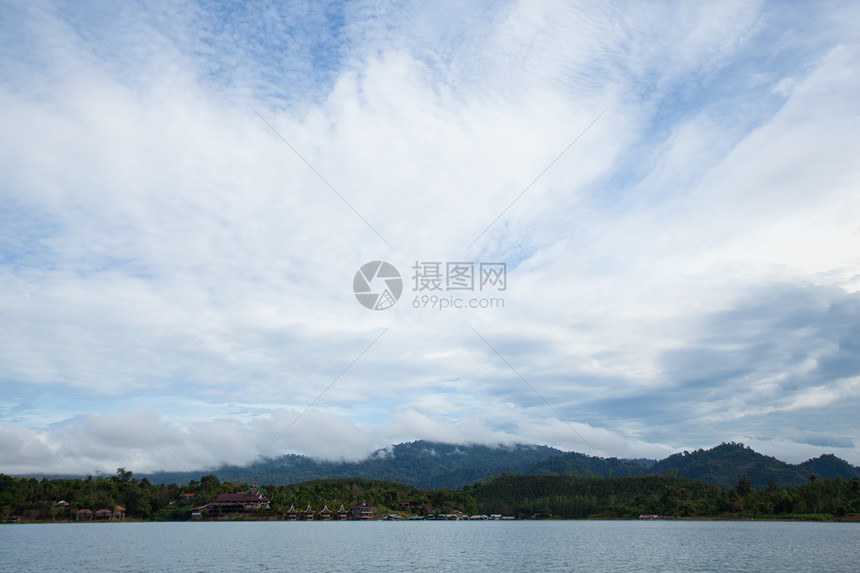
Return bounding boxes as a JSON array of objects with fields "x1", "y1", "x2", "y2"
[{"x1": 208, "y1": 487, "x2": 270, "y2": 513}]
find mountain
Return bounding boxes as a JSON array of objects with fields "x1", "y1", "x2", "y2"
[
  {"x1": 131, "y1": 441, "x2": 860, "y2": 491},
  {"x1": 647, "y1": 442, "x2": 820, "y2": 489},
  {"x1": 799, "y1": 454, "x2": 860, "y2": 481},
  {"x1": 145, "y1": 441, "x2": 566, "y2": 489}
]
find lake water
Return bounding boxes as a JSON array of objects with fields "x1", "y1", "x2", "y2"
[{"x1": 1, "y1": 520, "x2": 858, "y2": 572}]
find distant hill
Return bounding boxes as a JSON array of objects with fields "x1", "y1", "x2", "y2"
[
  {"x1": 135, "y1": 441, "x2": 860, "y2": 491},
  {"x1": 799, "y1": 454, "x2": 860, "y2": 481},
  {"x1": 647, "y1": 442, "x2": 814, "y2": 489},
  {"x1": 145, "y1": 441, "x2": 566, "y2": 489}
]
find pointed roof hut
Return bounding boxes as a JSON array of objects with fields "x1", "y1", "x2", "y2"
[{"x1": 301, "y1": 505, "x2": 315, "y2": 521}]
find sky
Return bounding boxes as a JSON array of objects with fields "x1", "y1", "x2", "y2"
[{"x1": 1, "y1": 0, "x2": 859, "y2": 476}]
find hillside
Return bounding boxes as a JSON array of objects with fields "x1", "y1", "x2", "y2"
[
  {"x1": 799, "y1": 454, "x2": 860, "y2": 481},
  {"x1": 643, "y1": 443, "x2": 860, "y2": 489},
  {"x1": 524, "y1": 451, "x2": 648, "y2": 478},
  {"x1": 128, "y1": 441, "x2": 860, "y2": 491},
  {"x1": 646, "y1": 442, "x2": 814, "y2": 489},
  {"x1": 145, "y1": 441, "x2": 566, "y2": 489}
]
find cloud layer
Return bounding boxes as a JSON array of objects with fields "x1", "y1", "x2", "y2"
[{"x1": 1, "y1": 0, "x2": 859, "y2": 474}]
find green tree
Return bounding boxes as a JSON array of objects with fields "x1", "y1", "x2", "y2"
[
  {"x1": 735, "y1": 475, "x2": 752, "y2": 497},
  {"x1": 114, "y1": 468, "x2": 134, "y2": 483}
]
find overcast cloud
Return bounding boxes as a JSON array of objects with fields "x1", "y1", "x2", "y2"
[{"x1": 1, "y1": 0, "x2": 859, "y2": 475}]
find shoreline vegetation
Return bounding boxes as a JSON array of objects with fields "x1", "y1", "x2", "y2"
[{"x1": 3, "y1": 470, "x2": 859, "y2": 524}]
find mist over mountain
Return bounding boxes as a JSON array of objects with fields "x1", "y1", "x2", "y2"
[{"x1": 138, "y1": 441, "x2": 859, "y2": 490}]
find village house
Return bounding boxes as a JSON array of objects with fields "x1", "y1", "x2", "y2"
[
  {"x1": 301, "y1": 505, "x2": 315, "y2": 521},
  {"x1": 349, "y1": 500, "x2": 374, "y2": 520},
  {"x1": 319, "y1": 505, "x2": 332, "y2": 521},
  {"x1": 75, "y1": 508, "x2": 93, "y2": 521},
  {"x1": 188, "y1": 496, "x2": 389, "y2": 522},
  {"x1": 94, "y1": 508, "x2": 113, "y2": 520},
  {"x1": 52, "y1": 500, "x2": 70, "y2": 520}
]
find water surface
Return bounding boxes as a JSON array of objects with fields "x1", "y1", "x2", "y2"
[{"x1": 1, "y1": 520, "x2": 858, "y2": 572}]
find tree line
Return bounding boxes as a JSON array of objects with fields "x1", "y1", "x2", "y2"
[
  {"x1": 468, "y1": 473, "x2": 860, "y2": 519},
  {"x1": 0, "y1": 470, "x2": 477, "y2": 522},
  {"x1": 2, "y1": 468, "x2": 858, "y2": 522}
]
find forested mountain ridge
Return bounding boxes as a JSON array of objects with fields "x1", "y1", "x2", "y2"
[
  {"x1": 134, "y1": 441, "x2": 858, "y2": 490},
  {"x1": 144, "y1": 442, "x2": 564, "y2": 489},
  {"x1": 799, "y1": 454, "x2": 860, "y2": 481},
  {"x1": 646, "y1": 443, "x2": 860, "y2": 489}
]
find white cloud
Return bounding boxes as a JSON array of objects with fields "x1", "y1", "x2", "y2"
[{"x1": 0, "y1": 402, "x2": 682, "y2": 475}]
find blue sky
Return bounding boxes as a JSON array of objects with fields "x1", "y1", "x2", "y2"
[{"x1": 2, "y1": 0, "x2": 860, "y2": 474}]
